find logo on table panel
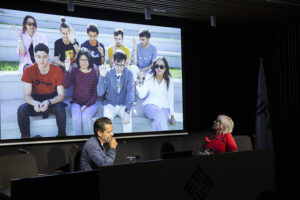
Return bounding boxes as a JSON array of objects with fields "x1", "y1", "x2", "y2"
[{"x1": 184, "y1": 166, "x2": 214, "y2": 200}]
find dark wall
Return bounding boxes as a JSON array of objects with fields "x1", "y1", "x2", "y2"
[{"x1": 185, "y1": 23, "x2": 262, "y2": 134}]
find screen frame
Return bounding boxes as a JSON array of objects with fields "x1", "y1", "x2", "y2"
[{"x1": 0, "y1": 1, "x2": 187, "y2": 146}]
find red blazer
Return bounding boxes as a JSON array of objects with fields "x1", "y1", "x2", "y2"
[{"x1": 202, "y1": 133, "x2": 238, "y2": 153}]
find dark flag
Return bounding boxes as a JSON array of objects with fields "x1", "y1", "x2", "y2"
[{"x1": 255, "y1": 58, "x2": 273, "y2": 149}]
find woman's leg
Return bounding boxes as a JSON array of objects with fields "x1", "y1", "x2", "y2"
[
  {"x1": 144, "y1": 104, "x2": 170, "y2": 131},
  {"x1": 82, "y1": 103, "x2": 98, "y2": 135},
  {"x1": 71, "y1": 103, "x2": 83, "y2": 136}
]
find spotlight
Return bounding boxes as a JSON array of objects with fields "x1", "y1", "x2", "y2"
[
  {"x1": 145, "y1": 7, "x2": 151, "y2": 20},
  {"x1": 210, "y1": 16, "x2": 216, "y2": 27},
  {"x1": 67, "y1": 0, "x2": 75, "y2": 12}
]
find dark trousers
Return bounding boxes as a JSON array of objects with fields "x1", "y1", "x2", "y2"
[{"x1": 17, "y1": 102, "x2": 66, "y2": 138}]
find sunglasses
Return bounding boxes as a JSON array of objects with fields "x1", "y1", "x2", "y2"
[
  {"x1": 154, "y1": 64, "x2": 165, "y2": 69},
  {"x1": 26, "y1": 22, "x2": 36, "y2": 27}
]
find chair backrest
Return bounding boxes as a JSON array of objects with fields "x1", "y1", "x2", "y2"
[
  {"x1": 0, "y1": 153, "x2": 38, "y2": 189},
  {"x1": 69, "y1": 150, "x2": 81, "y2": 172},
  {"x1": 234, "y1": 135, "x2": 253, "y2": 151}
]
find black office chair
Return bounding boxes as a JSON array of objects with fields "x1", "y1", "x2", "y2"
[
  {"x1": 69, "y1": 149, "x2": 81, "y2": 172},
  {"x1": 0, "y1": 153, "x2": 38, "y2": 199},
  {"x1": 234, "y1": 135, "x2": 253, "y2": 151}
]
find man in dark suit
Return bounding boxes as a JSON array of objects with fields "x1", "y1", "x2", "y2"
[{"x1": 80, "y1": 117, "x2": 118, "y2": 171}]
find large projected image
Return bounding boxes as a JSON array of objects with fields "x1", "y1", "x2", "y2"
[{"x1": 0, "y1": 8, "x2": 183, "y2": 140}]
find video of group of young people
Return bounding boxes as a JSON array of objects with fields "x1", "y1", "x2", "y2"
[{"x1": 0, "y1": 8, "x2": 183, "y2": 140}]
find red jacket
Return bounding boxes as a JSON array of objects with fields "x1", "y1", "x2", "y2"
[{"x1": 202, "y1": 133, "x2": 238, "y2": 153}]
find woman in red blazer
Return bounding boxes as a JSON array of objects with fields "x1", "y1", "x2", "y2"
[{"x1": 201, "y1": 114, "x2": 238, "y2": 155}]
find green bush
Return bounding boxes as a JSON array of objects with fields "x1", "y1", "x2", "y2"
[
  {"x1": 169, "y1": 68, "x2": 182, "y2": 79},
  {"x1": 0, "y1": 61, "x2": 182, "y2": 79},
  {"x1": 0, "y1": 61, "x2": 19, "y2": 71}
]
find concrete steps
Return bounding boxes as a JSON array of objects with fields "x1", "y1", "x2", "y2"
[
  {"x1": 1, "y1": 114, "x2": 183, "y2": 139},
  {"x1": 0, "y1": 72, "x2": 183, "y2": 139},
  {"x1": 0, "y1": 99, "x2": 183, "y2": 139},
  {"x1": 0, "y1": 8, "x2": 181, "y2": 39},
  {"x1": 0, "y1": 22, "x2": 182, "y2": 68},
  {"x1": 0, "y1": 71, "x2": 183, "y2": 103}
]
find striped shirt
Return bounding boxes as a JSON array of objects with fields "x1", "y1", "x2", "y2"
[{"x1": 63, "y1": 67, "x2": 98, "y2": 107}]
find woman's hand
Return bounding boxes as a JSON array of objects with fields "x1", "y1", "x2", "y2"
[
  {"x1": 11, "y1": 25, "x2": 22, "y2": 39},
  {"x1": 170, "y1": 115, "x2": 176, "y2": 125},
  {"x1": 81, "y1": 105, "x2": 87, "y2": 112},
  {"x1": 204, "y1": 149, "x2": 215, "y2": 156}
]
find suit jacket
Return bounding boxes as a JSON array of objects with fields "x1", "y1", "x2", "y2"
[{"x1": 80, "y1": 136, "x2": 116, "y2": 171}]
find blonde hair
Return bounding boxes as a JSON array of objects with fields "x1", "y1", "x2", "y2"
[{"x1": 217, "y1": 114, "x2": 234, "y2": 134}]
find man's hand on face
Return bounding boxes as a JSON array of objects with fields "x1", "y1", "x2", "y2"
[{"x1": 109, "y1": 137, "x2": 118, "y2": 149}]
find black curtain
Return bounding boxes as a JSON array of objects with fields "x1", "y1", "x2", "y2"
[{"x1": 265, "y1": 22, "x2": 300, "y2": 196}]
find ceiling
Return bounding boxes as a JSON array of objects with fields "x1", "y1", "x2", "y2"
[{"x1": 41, "y1": 0, "x2": 300, "y2": 26}]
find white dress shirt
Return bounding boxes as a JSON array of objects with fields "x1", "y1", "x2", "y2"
[{"x1": 137, "y1": 75, "x2": 174, "y2": 115}]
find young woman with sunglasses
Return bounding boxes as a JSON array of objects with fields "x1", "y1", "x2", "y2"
[
  {"x1": 136, "y1": 56, "x2": 176, "y2": 131},
  {"x1": 12, "y1": 15, "x2": 48, "y2": 75}
]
